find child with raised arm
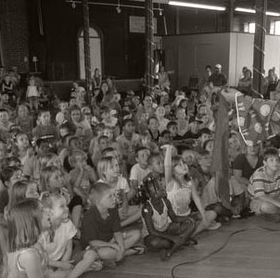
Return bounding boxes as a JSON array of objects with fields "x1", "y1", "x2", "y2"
[
  {"x1": 140, "y1": 174, "x2": 196, "y2": 261},
  {"x1": 163, "y1": 144, "x2": 221, "y2": 232}
]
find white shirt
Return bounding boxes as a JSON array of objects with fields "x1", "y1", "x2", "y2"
[
  {"x1": 26, "y1": 85, "x2": 39, "y2": 98},
  {"x1": 130, "y1": 163, "x2": 151, "y2": 185},
  {"x1": 167, "y1": 180, "x2": 192, "y2": 216},
  {"x1": 98, "y1": 176, "x2": 130, "y2": 194},
  {"x1": 39, "y1": 220, "x2": 77, "y2": 261}
]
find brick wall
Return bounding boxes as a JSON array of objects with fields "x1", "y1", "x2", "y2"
[{"x1": 0, "y1": 0, "x2": 29, "y2": 71}]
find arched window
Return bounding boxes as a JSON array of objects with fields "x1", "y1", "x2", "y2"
[{"x1": 78, "y1": 27, "x2": 102, "y2": 79}]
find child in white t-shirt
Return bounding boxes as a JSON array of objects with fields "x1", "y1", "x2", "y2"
[
  {"x1": 130, "y1": 147, "x2": 152, "y2": 194},
  {"x1": 40, "y1": 193, "x2": 102, "y2": 278}
]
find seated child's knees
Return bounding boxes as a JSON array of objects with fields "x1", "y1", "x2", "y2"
[
  {"x1": 129, "y1": 229, "x2": 141, "y2": 242},
  {"x1": 260, "y1": 202, "x2": 279, "y2": 215},
  {"x1": 205, "y1": 209, "x2": 217, "y2": 221},
  {"x1": 144, "y1": 236, "x2": 161, "y2": 249},
  {"x1": 250, "y1": 199, "x2": 279, "y2": 215},
  {"x1": 97, "y1": 247, "x2": 117, "y2": 261}
]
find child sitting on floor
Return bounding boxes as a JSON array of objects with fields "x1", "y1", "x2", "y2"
[
  {"x1": 69, "y1": 149, "x2": 97, "y2": 232},
  {"x1": 5, "y1": 199, "x2": 49, "y2": 278},
  {"x1": 130, "y1": 147, "x2": 151, "y2": 197},
  {"x1": 248, "y1": 147, "x2": 280, "y2": 217},
  {"x1": 163, "y1": 145, "x2": 221, "y2": 231},
  {"x1": 140, "y1": 174, "x2": 196, "y2": 261},
  {"x1": 40, "y1": 192, "x2": 102, "y2": 278},
  {"x1": 81, "y1": 182, "x2": 143, "y2": 267},
  {"x1": 97, "y1": 156, "x2": 141, "y2": 227}
]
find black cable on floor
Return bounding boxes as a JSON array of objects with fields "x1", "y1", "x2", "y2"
[{"x1": 170, "y1": 226, "x2": 280, "y2": 278}]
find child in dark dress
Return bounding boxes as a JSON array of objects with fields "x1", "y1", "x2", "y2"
[{"x1": 140, "y1": 174, "x2": 196, "y2": 261}]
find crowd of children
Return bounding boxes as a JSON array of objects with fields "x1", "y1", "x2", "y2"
[{"x1": 0, "y1": 64, "x2": 280, "y2": 278}]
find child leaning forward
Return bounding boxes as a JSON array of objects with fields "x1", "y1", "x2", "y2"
[{"x1": 81, "y1": 182, "x2": 144, "y2": 267}]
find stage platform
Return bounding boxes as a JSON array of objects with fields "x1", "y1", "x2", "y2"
[{"x1": 83, "y1": 216, "x2": 280, "y2": 278}]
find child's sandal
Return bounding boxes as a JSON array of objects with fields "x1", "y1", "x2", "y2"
[
  {"x1": 129, "y1": 246, "x2": 145, "y2": 255},
  {"x1": 88, "y1": 260, "x2": 103, "y2": 271},
  {"x1": 184, "y1": 238, "x2": 198, "y2": 246},
  {"x1": 103, "y1": 260, "x2": 117, "y2": 269}
]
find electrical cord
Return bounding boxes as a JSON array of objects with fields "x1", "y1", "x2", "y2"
[{"x1": 170, "y1": 226, "x2": 280, "y2": 278}]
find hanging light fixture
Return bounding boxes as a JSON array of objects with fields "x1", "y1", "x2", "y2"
[
  {"x1": 235, "y1": 7, "x2": 280, "y2": 17},
  {"x1": 116, "y1": 0, "x2": 121, "y2": 14},
  {"x1": 168, "y1": 1, "x2": 226, "y2": 11}
]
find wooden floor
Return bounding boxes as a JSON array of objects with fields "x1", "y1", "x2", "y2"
[{"x1": 83, "y1": 217, "x2": 280, "y2": 278}]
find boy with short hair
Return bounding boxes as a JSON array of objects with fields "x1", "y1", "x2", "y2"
[
  {"x1": 194, "y1": 128, "x2": 212, "y2": 153},
  {"x1": 248, "y1": 147, "x2": 280, "y2": 216},
  {"x1": 117, "y1": 119, "x2": 141, "y2": 169},
  {"x1": 130, "y1": 147, "x2": 151, "y2": 194},
  {"x1": 184, "y1": 119, "x2": 201, "y2": 139},
  {"x1": 159, "y1": 130, "x2": 171, "y2": 146},
  {"x1": 147, "y1": 153, "x2": 166, "y2": 196},
  {"x1": 167, "y1": 121, "x2": 181, "y2": 141},
  {"x1": 147, "y1": 116, "x2": 160, "y2": 143},
  {"x1": 81, "y1": 182, "x2": 143, "y2": 265},
  {"x1": 32, "y1": 110, "x2": 58, "y2": 140}
]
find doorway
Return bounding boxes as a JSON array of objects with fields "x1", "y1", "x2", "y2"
[{"x1": 78, "y1": 27, "x2": 102, "y2": 80}]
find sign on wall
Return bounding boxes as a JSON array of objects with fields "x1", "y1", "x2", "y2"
[{"x1": 129, "y1": 16, "x2": 157, "y2": 34}]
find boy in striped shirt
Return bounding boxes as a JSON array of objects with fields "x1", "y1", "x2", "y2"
[{"x1": 248, "y1": 147, "x2": 280, "y2": 215}]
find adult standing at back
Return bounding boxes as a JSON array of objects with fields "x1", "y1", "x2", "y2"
[{"x1": 209, "y1": 64, "x2": 227, "y2": 87}]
